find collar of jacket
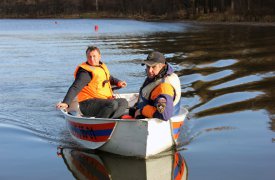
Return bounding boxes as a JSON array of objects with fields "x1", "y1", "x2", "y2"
[
  {"x1": 144, "y1": 63, "x2": 174, "y2": 85},
  {"x1": 86, "y1": 61, "x2": 103, "y2": 67}
]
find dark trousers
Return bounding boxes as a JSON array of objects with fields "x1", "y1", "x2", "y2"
[{"x1": 79, "y1": 98, "x2": 128, "y2": 118}]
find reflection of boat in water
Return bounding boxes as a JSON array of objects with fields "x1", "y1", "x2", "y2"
[
  {"x1": 60, "y1": 93, "x2": 188, "y2": 158},
  {"x1": 58, "y1": 147, "x2": 188, "y2": 180}
]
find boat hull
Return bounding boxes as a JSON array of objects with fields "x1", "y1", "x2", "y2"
[{"x1": 62, "y1": 93, "x2": 188, "y2": 158}]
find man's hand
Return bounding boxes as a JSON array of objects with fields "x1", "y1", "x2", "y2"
[
  {"x1": 56, "y1": 102, "x2": 69, "y2": 110},
  {"x1": 117, "y1": 81, "x2": 127, "y2": 88},
  {"x1": 134, "y1": 109, "x2": 141, "y2": 118}
]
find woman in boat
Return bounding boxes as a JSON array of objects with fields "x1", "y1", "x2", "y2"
[
  {"x1": 56, "y1": 46, "x2": 128, "y2": 118},
  {"x1": 131, "y1": 51, "x2": 181, "y2": 121}
]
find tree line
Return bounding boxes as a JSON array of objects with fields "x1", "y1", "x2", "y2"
[
  {"x1": 186, "y1": 0, "x2": 275, "y2": 21},
  {"x1": 0, "y1": 0, "x2": 274, "y2": 21}
]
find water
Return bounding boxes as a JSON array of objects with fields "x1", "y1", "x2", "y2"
[{"x1": 0, "y1": 19, "x2": 274, "y2": 179}]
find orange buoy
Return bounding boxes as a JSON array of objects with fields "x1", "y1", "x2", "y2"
[{"x1": 94, "y1": 25, "x2": 99, "y2": 32}]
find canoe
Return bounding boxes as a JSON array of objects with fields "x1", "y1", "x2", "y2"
[
  {"x1": 58, "y1": 147, "x2": 188, "y2": 180},
  {"x1": 60, "y1": 93, "x2": 188, "y2": 159}
]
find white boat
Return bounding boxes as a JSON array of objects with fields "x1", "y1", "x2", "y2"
[
  {"x1": 61, "y1": 93, "x2": 188, "y2": 159},
  {"x1": 58, "y1": 147, "x2": 188, "y2": 180}
]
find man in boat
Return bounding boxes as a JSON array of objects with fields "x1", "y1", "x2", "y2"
[
  {"x1": 56, "y1": 46, "x2": 128, "y2": 118},
  {"x1": 131, "y1": 51, "x2": 181, "y2": 121}
]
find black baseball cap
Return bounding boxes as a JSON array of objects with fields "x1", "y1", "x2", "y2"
[{"x1": 142, "y1": 51, "x2": 166, "y2": 66}]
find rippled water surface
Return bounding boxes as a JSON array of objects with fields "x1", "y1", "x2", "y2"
[{"x1": 0, "y1": 19, "x2": 274, "y2": 180}]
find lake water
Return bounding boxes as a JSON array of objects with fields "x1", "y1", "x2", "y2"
[{"x1": 0, "y1": 19, "x2": 274, "y2": 180}]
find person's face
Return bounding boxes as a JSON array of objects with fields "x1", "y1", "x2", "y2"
[
  {"x1": 146, "y1": 63, "x2": 165, "y2": 79},
  {"x1": 87, "y1": 50, "x2": 101, "y2": 66}
]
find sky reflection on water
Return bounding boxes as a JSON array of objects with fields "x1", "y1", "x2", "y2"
[{"x1": 0, "y1": 19, "x2": 274, "y2": 180}]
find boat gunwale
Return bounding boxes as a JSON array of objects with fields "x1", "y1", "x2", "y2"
[{"x1": 60, "y1": 108, "x2": 179, "y2": 123}]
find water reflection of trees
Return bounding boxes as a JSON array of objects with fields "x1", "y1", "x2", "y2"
[
  {"x1": 111, "y1": 24, "x2": 275, "y2": 131},
  {"x1": 175, "y1": 26, "x2": 275, "y2": 131}
]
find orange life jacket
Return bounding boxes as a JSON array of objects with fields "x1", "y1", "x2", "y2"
[{"x1": 74, "y1": 62, "x2": 113, "y2": 102}]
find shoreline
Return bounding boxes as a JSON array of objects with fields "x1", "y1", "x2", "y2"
[
  {"x1": 181, "y1": 20, "x2": 275, "y2": 27},
  {"x1": 1, "y1": 12, "x2": 275, "y2": 26}
]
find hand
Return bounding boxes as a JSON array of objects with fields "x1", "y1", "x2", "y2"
[
  {"x1": 117, "y1": 81, "x2": 127, "y2": 88},
  {"x1": 134, "y1": 109, "x2": 141, "y2": 118},
  {"x1": 56, "y1": 102, "x2": 68, "y2": 110}
]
